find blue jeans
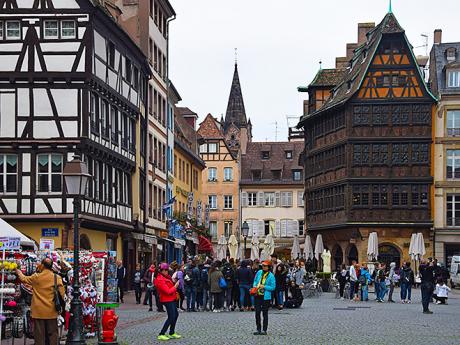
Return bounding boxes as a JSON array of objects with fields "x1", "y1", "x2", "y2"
[
  {"x1": 239, "y1": 284, "x2": 250, "y2": 307},
  {"x1": 185, "y1": 286, "x2": 196, "y2": 310},
  {"x1": 349, "y1": 281, "x2": 356, "y2": 299},
  {"x1": 377, "y1": 282, "x2": 387, "y2": 301},
  {"x1": 400, "y1": 282, "x2": 412, "y2": 301},
  {"x1": 374, "y1": 280, "x2": 380, "y2": 299},
  {"x1": 421, "y1": 282, "x2": 434, "y2": 312},
  {"x1": 361, "y1": 285, "x2": 368, "y2": 301},
  {"x1": 202, "y1": 288, "x2": 210, "y2": 309},
  {"x1": 276, "y1": 289, "x2": 284, "y2": 306},
  {"x1": 159, "y1": 301, "x2": 179, "y2": 336}
]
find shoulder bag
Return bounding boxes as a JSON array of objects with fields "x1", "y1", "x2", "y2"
[{"x1": 53, "y1": 273, "x2": 64, "y2": 314}]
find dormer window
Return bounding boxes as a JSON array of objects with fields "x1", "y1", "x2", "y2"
[
  {"x1": 285, "y1": 151, "x2": 293, "y2": 159},
  {"x1": 446, "y1": 47, "x2": 457, "y2": 62},
  {"x1": 252, "y1": 170, "x2": 261, "y2": 181},
  {"x1": 292, "y1": 169, "x2": 302, "y2": 181},
  {"x1": 261, "y1": 151, "x2": 270, "y2": 160},
  {"x1": 271, "y1": 170, "x2": 281, "y2": 180},
  {"x1": 448, "y1": 70, "x2": 460, "y2": 88}
]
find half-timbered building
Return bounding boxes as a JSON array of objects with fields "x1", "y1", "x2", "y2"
[
  {"x1": 0, "y1": 0, "x2": 149, "y2": 275},
  {"x1": 298, "y1": 12, "x2": 436, "y2": 269}
]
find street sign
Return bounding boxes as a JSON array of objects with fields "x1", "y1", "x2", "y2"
[
  {"x1": 42, "y1": 228, "x2": 59, "y2": 237},
  {"x1": 0, "y1": 237, "x2": 21, "y2": 250}
]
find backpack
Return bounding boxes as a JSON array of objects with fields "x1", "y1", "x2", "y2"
[
  {"x1": 201, "y1": 268, "x2": 209, "y2": 285},
  {"x1": 184, "y1": 267, "x2": 193, "y2": 285},
  {"x1": 223, "y1": 266, "x2": 233, "y2": 281},
  {"x1": 358, "y1": 274, "x2": 366, "y2": 285}
]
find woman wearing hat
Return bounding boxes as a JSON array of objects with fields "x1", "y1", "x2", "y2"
[
  {"x1": 252, "y1": 260, "x2": 276, "y2": 335},
  {"x1": 154, "y1": 263, "x2": 181, "y2": 341}
]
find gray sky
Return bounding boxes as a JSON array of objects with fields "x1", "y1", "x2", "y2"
[{"x1": 169, "y1": 0, "x2": 459, "y2": 141}]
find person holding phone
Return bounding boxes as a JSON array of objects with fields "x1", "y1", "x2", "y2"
[{"x1": 154, "y1": 263, "x2": 181, "y2": 341}]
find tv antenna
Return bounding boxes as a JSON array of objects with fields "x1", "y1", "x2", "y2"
[{"x1": 270, "y1": 121, "x2": 279, "y2": 142}]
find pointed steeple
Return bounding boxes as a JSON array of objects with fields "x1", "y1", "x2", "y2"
[
  {"x1": 388, "y1": 0, "x2": 393, "y2": 13},
  {"x1": 224, "y1": 63, "x2": 247, "y2": 131}
]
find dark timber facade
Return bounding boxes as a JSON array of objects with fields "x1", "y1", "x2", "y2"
[{"x1": 298, "y1": 12, "x2": 436, "y2": 269}]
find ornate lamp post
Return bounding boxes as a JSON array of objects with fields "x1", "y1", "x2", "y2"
[
  {"x1": 64, "y1": 155, "x2": 90, "y2": 345},
  {"x1": 241, "y1": 221, "x2": 249, "y2": 259}
]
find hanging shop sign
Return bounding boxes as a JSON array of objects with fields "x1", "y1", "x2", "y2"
[
  {"x1": 0, "y1": 237, "x2": 21, "y2": 250},
  {"x1": 187, "y1": 192, "x2": 194, "y2": 220},
  {"x1": 196, "y1": 200, "x2": 203, "y2": 226},
  {"x1": 204, "y1": 204, "x2": 210, "y2": 228},
  {"x1": 144, "y1": 235, "x2": 157, "y2": 245}
]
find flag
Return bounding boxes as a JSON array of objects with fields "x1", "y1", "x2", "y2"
[{"x1": 162, "y1": 196, "x2": 176, "y2": 211}]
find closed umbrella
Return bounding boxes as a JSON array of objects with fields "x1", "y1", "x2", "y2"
[
  {"x1": 251, "y1": 235, "x2": 260, "y2": 261},
  {"x1": 367, "y1": 232, "x2": 379, "y2": 261},
  {"x1": 416, "y1": 232, "x2": 426, "y2": 260},
  {"x1": 261, "y1": 234, "x2": 275, "y2": 260},
  {"x1": 217, "y1": 235, "x2": 227, "y2": 260},
  {"x1": 303, "y1": 235, "x2": 314, "y2": 260},
  {"x1": 227, "y1": 234, "x2": 239, "y2": 259},
  {"x1": 408, "y1": 233, "x2": 417, "y2": 261},
  {"x1": 291, "y1": 235, "x2": 301, "y2": 260},
  {"x1": 314, "y1": 234, "x2": 324, "y2": 261}
]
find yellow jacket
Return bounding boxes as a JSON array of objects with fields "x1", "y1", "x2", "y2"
[{"x1": 17, "y1": 268, "x2": 65, "y2": 319}]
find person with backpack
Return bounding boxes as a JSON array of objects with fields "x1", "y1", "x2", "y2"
[
  {"x1": 200, "y1": 262, "x2": 211, "y2": 311},
  {"x1": 236, "y1": 260, "x2": 254, "y2": 311},
  {"x1": 337, "y1": 264, "x2": 349, "y2": 300},
  {"x1": 143, "y1": 263, "x2": 164, "y2": 312},
  {"x1": 252, "y1": 260, "x2": 276, "y2": 335},
  {"x1": 359, "y1": 265, "x2": 371, "y2": 301},
  {"x1": 221, "y1": 259, "x2": 235, "y2": 311},
  {"x1": 184, "y1": 260, "x2": 200, "y2": 312},
  {"x1": 400, "y1": 261, "x2": 414, "y2": 303},
  {"x1": 208, "y1": 260, "x2": 224, "y2": 312},
  {"x1": 376, "y1": 263, "x2": 387, "y2": 302},
  {"x1": 171, "y1": 262, "x2": 186, "y2": 311}
]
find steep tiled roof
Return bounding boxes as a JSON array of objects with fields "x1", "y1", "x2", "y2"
[
  {"x1": 240, "y1": 142, "x2": 304, "y2": 185},
  {"x1": 197, "y1": 114, "x2": 224, "y2": 139},
  {"x1": 224, "y1": 63, "x2": 247, "y2": 131},
  {"x1": 430, "y1": 42, "x2": 460, "y2": 96},
  {"x1": 298, "y1": 12, "x2": 435, "y2": 127},
  {"x1": 309, "y1": 68, "x2": 347, "y2": 88},
  {"x1": 174, "y1": 109, "x2": 205, "y2": 169}
]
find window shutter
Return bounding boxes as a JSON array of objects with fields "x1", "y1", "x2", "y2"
[
  {"x1": 257, "y1": 192, "x2": 264, "y2": 206},
  {"x1": 259, "y1": 220, "x2": 265, "y2": 237},
  {"x1": 287, "y1": 220, "x2": 294, "y2": 237},
  {"x1": 275, "y1": 220, "x2": 281, "y2": 237},
  {"x1": 292, "y1": 220, "x2": 299, "y2": 236},
  {"x1": 298, "y1": 191, "x2": 304, "y2": 207},
  {"x1": 241, "y1": 192, "x2": 248, "y2": 207},
  {"x1": 287, "y1": 192, "x2": 293, "y2": 207},
  {"x1": 281, "y1": 220, "x2": 287, "y2": 237},
  {"x1": 275, "y1": 192, "x2": 280, "y2": 207}
]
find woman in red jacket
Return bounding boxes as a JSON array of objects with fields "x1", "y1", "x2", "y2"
[{"x1": 154, "y1": 263, "x2": 181, "y2": 341}]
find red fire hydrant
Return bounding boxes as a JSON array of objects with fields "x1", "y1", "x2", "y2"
[{"x1": 101, "y1": 309, "x2": 119, "y2": 343}]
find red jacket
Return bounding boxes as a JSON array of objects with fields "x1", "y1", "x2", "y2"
[{"x1": 154, "y1": 273, "x2": 177, "y2": 303}]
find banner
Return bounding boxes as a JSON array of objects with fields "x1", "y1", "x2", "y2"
[
  {"x1": 0, "y1": 237, "x2": 21, "y2": 250},
  {"x1": 187, "y1": 192, "x2": 194, "y2": 220},
  {"x1": 196, "y1": 200, "x2": 203, "y2": 226},
  {"x1": 204, "y1": 204, "x2": 210, "y2": 228}
]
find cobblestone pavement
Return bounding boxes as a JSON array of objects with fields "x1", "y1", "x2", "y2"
[{"x1": 105, "y1": 288, "x2": 460, "y2": 345}]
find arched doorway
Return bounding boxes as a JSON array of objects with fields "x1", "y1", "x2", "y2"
[
  {"x1": 378, "y1": 244, "x2": 401, "y2": 268},
  {"x1": 333, "y1": 245, "x2": 343, "y2": 271},
  {"x1": 347, "y1": 244, "x2": 358, "y2": 265},
  {"x1": 80, "y1": 234, "x2": 92, "y2": 250}
]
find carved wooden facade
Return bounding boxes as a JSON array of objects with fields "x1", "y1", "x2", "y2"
[
  {"x1": 0, "y1": 0, "x2": 149, "y2": 243},
  {"x1": 298, "y1": 13, "x2": 436, "y2": 261}
]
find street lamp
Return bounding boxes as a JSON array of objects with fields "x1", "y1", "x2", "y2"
[
  {"x1": 241, "y1": 221, "x2": 249, "y2": 259},
  {"x1": 64, "y1": 155, "x2": 90, "y2": 345}
]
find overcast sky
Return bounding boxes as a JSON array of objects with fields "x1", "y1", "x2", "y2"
[{"x1": 168, "y1": 0, "x2": 459, "y2": 141}]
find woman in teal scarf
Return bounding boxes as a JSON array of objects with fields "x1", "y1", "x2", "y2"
[{"x1": 252, "y1": 260, "x2": 276, "y2": 335}]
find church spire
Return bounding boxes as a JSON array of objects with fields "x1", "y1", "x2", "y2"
[{"x1": 224, "y1": 62, "x2": 247, "y2": 131}]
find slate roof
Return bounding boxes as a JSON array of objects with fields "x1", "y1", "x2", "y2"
[
  {"x1": 240, "y1": 142, "x2": 304, "y2": 186},
  {"x1": 430, "y1": 42, "x2": 460, "y2": 96},
  {"x1": 224, "y1": 63, "x2": 248, "y2": 131},
  {"x1": 174, "y1": 109, "x2": 205, "y2": 169},
  {"x1": 298, "y1": 12, "x2": 436, "y2": 127}
]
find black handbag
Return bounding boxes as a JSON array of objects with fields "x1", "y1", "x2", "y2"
[{"x1": 53, "y1": 273, "x2": 64, "y2": 314}]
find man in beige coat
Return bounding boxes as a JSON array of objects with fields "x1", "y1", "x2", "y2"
[{"x1": 17, "y1": 257, "x2": 65, "y2": 345}]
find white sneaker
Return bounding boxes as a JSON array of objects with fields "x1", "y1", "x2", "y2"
[
  {"x1": 436, "y1": 301, "x2": 441, "y2": 305},
  {"x1": 212, "y1": 309, "x2": 218, "y2": 313},
  {"x1": 340, "y1": 297, "x2": 344, "y2": 300},
  {"x1": 407, "y1": 300, "x2": 411, "y2": 304}
]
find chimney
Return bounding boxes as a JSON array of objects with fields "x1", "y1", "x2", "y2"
[
  {"x1": 336, "y1": 57, "x2": 349, "y2": 69},
  {"x1": 346, "y1": 43, "x2": 358, "y2": 60},
  {"x1": 434, "y1": 29, "x2": 442, "y2": 44},
  {"x1": 357, "y1": 22, "x2": 375, "y2": 45}
]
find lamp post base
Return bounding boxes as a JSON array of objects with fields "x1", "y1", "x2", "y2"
[{"x1": 66, "y1": 289, "x2": 86, "y2": 345}]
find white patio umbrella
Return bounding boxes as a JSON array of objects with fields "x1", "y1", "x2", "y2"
[
  {"x1": 261, "y1": 234, "x2": 275, "y2": 260},
  {"x1": 227, "y1": 234, "x2": 239, "y2": 259},
  {"x1": 303, "y1": 235, "x2": 314, "y2": 260},
  {"x1": 291, "y1": 235, "x2": 301, "y2": 260},
  {"x1": 416, "y1": 232, "x2": 426, "y2": 260},
  {"x1": 251, "y1": 235, "x2": 260, "y2": 261},
  {"x1": 314, "y1": 234, "x2": 324, "y2": 261},
  {"x1": 217, "y1": 235, "x2": 227, "y2": 260},
  {"x1": 367, "y1": 232, "x2": 379, "y2": 261},
  {"x1": 408, "y1": 233, "x2": 418, "y2": 261}
]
